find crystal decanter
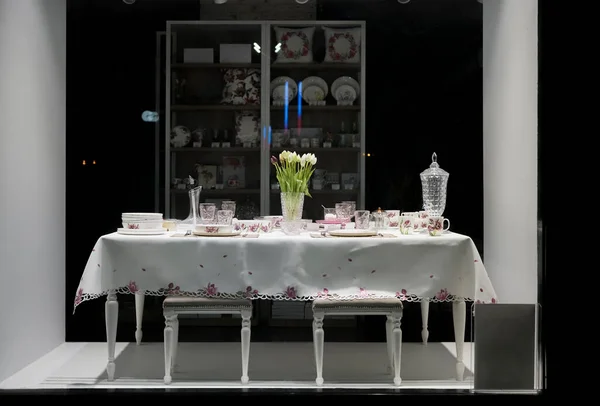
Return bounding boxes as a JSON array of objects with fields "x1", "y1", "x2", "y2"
[{"x1": 420, "y1": 152, "x2": 449, "y2": 216}]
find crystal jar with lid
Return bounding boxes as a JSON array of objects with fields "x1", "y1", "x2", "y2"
[{"x1": 420, "y1": 152, "x2": 449, "y2": 216}]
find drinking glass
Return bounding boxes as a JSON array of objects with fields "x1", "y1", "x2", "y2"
[
  {"x1": 342, "y1": 201, "x2": 356, "y2": 215},
  {"x1": 216, "y1": 209, "x2": 233, "y2": 225},
  {"x1": 335, "y1": 203, "x2": 352, "y2": 221},
  {"x1": 221, "y1": 200, "x2": 236, "y2": 217},
  {"x1": 354, "y1": 210, "x2": 370, "y2": 229},
  {"x1": 199, "y1": 203, "x2": 216, "y2": 223}
]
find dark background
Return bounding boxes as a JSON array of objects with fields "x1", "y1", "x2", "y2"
[{"x1": 66, "y1": 0, "x2": 484, "y2": 343}]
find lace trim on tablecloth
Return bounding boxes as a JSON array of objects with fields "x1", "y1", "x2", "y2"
[{"x1": 73, "y1": 287, "x2": 483, "y2": 314}]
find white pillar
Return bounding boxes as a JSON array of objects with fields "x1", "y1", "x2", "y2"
[
  {"x1": 0, "y1": 0, "x2": 66, "y2": 383},
  {"x1": 483, "y1": 0, "x2": 538, "y2": 304}
]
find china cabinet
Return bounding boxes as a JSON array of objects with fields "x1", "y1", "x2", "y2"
[{"x1": 165, "y1": 21, "x2": 366, "y2": 221}]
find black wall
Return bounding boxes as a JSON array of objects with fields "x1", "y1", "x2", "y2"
[{"x1": 66, "y1": 0, "x2": 483, "y2": 342}]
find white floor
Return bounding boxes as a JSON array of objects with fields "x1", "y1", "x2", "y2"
[{"x1": 0, "y1": 342, "x2": 474, "y2": 390}]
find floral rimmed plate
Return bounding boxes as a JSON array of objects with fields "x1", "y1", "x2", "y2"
[
  {"x1": 328, "y1": 229, "x2": 376, "y2": 237},
  {"x1": 192, "y1": 231, "x2": 242, "y2": 237}
]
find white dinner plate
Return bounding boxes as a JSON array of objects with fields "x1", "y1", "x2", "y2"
[
  {"x1": 328, "y1": 229, "x2": 377, "y2": 237},
  {"x1": 117, "y1": 228, "x2": 168, "y2": 236},
  {"x1": 193, "y1": 231, "x2": 242, "y2": 237}
]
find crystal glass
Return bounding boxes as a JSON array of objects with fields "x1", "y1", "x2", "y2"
[
  {"x1": 342, "y1": 201, "x2": 356, "y2": 216},
  {"x1": 181, "y1": 186, "x2": 202, "y2": 226},
  {"x1": 281, "y1": 220, "x2": 303, "y2": 236},
  {"x1": 335, "y1": 202, "x2": 352, "y2": 221},
  {"x1": 216, "y1": 209, "x2": 233, "y2": 225},
  {"x1": 199, "y1": 203, "x2": 216, "y2": 223},
  {"x1": 221, "y1": 200, "x2": 236, "y2": 217},
  {"x1": 323, "y1": 207, "x2": 336, "y2": 220},
  {"x1": 354, "y1": 210, "x2": 370, "y2": 229},
  {"x1": 420, "y1": 152, "x2": 449, "y2": 216}
]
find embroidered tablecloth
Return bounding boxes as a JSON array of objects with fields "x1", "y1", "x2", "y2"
[{"x1": 73, "y1": 231, "x2": 497, "y2": 311}]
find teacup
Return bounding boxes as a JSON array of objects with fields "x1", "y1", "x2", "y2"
[
  {"x1": 386, "y1": 210, "x2": 400, "y2": 227},
  {"x1": 399, "y1": 215, "x2": 414, "y2": 235},
  {"x1": 427, "y1": 216, "x2": 450, "y2": 236}
]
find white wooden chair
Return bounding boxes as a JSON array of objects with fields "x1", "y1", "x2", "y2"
[
  {"x1": 162, "y1": 297, "x2": 253, "y2": 384},
  {"x1": 312, "y1": 298, "x2": 404, "y2": 386}
]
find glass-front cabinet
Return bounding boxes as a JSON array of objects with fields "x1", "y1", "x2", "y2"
[{"x1": 166, "y1": 21, "x2": 365, "y2": 222}]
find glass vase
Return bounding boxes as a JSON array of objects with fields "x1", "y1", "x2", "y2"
[
  {"x1": 280, "y1": 192, "x2": 304, "y2": 221},
  {"x1": 181, "y1": 186, "x2": 202, "y2": 226}
]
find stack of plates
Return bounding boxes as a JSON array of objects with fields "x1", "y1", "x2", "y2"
[{"x1": 118, "y1": 213, "x2": 167, "y2": 235}]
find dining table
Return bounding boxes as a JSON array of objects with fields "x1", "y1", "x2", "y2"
[{"x1": 73, "y1": 229, "x2": 498, "y2": 382}]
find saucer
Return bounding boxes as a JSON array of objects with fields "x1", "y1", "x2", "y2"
[{"x1": 117, "y1": 228, "x2": 168, "y2": 236}]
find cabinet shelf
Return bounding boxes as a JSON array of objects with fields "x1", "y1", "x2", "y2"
[
  {"x1": 270, "y1": 63, "x2": 361, "y2": 71},
  {"x1": 171, "y1": 189, "x2": 260, "y2": 195},
  {"x1": 172, "y1": 63, "x2": 261, "y2": 69},
  {"x1": 270, "y1": 105, "x2": 360, "y2": 111},
  {"x1": 171, "y1": 147, "x2": 261, "y2": 153},
  {"x1": 270, "y1": 147, "x2": 360, "y2": 153},
  {"x1": 270, "y1": 189, "x2": 359, "y2": 195},
  {"x1": 171, "y1": 104, "x2": 260, "y2": 111}
]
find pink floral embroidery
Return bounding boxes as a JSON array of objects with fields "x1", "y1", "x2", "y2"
[
  {"x1": 389, "y1": 221, "x2": 398, "y2": 227},
  {"x1": 284, "y1": 286, "x2": 297, "y2": 299},
  {"x1": 395, "y1": 288, "x2": 408, "y2": 299},
  {"x1": 248, "y1": 224, "x2": 259, "y2": 232},
  {"x1": 244, "y1": 286, "x2": 258, "y2": 298},
  {"x1": 128, "y1": 281, "x2": 138, "y2": 293},
  {"x1": 359, "y1": 287, "x2": 367, "y2": 297},
  {"x1": 74, "y1": 288, "x2": 83, "y2": 306},
  {"x1": 166, "y1": 282, "x2": 180, "y2": 295},
  {"x1": 205, "y1": 283, "x2": 218, "y2": 296},
  {"x1": 435, "y1": 288, "x2": 449, "y2": 300},
  {"x1": 205, "y1": 226, "x2": 219, "y2": 233},
  {"x1": 260, "y1": 225, "x2": 269, "y2": 233},
  {"x1": 127, "y1": 224, "x2": 139, "y2": 229},
  {"x1": 318, "y1": 288, "x2": 329, "y2": 297}
]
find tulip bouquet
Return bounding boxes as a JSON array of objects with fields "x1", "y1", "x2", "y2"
[
  {"x1": 271, "y1": 151, "x2": 318, "y2": 196},
  {"x1": 271, "y1": 151, "x2": 318, "y2": 221}
]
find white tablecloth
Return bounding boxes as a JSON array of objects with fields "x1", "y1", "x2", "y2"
[{"x1": 73, "y1": 230, "x2": 497, "y2": 311}]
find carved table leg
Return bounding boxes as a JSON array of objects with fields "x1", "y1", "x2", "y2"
[
  {"x1": 421, "y1": 300, "x2": 430, "y2": 345},
  {"x1": 386, "y1": 315, "x2": 394, "y2": 373},
  {"x1": 313, "y1": 312, "x2": 325, "y2": 386},
  {"x1": 240, "y1": 309, "x2": 252, "y2": 384},
  {"x1": 134, "y1": 291, "x2": 145, "y2": 345},
  {"x1": 391, "y1": 311, "x2": 403, "y2": 386},
  {"x1": 105, "y1": 290, "x2": 119, "y2": 381},
  {"x1": 452, "y1": 300, "x2": 466, "y2": 381},
  {"x1": 163, "y1": 313, "x2": 176, "y2": 384}
]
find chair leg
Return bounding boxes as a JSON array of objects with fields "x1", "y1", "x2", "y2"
[
  {"x1": 313, "y1": 312, "x2": 325, "y2": 386},
  {"x1": 163, "y1": 314, "x2": 176, "y2": 384},
  {"x1": 391, "y1": 311, "x2": 403, "y2": 386},
  {"x1": 240, "y1": 310, "x2": 252, "y2": 384},
  {"x1": 386, "y1": 315, "x2": 394, "y2": 374},
  {"x1": 171, "y1": 317, "x2": 179, "y2": 371}
]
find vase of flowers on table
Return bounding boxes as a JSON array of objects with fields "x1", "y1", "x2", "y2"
[{"x1": 271, "y1": 151, "x2": 317, "y2": 221}]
